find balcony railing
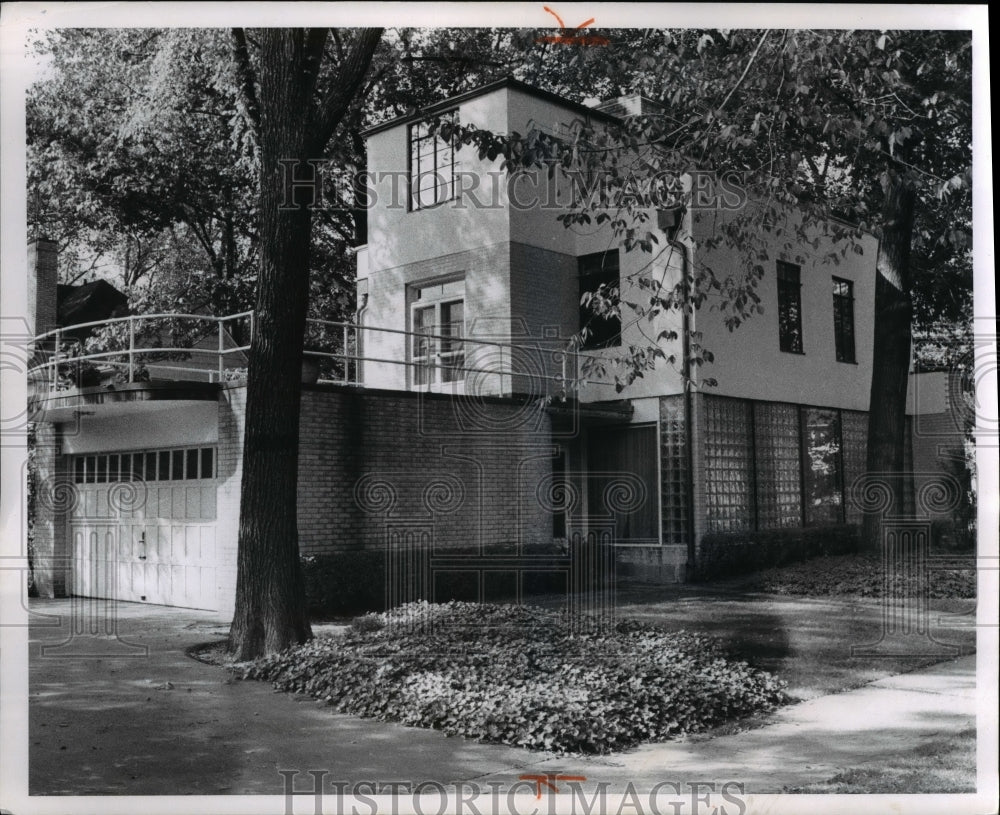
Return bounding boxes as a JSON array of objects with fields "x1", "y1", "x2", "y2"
[{"x1": 27, "y1": 311, "x2": 609, "y2": 401}]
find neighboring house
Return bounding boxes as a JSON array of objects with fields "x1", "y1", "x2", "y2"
[{"x1": 27, "y1": 79, "x2": 967, "y2": 619}]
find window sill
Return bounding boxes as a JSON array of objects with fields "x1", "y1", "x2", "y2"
[{"x1": 779, "y1": 349, "x2": 805, "y2": 355}]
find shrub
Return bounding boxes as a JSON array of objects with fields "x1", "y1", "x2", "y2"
[
  {"x1": 301, "y1": 550, "x2": 387, "y2": 618},
  {"x1": 691, "y1": 524, "x2": 860, "y2": 581},
  {"x1": 237, "y1": 601, "x2": 787, "y2": 755}
]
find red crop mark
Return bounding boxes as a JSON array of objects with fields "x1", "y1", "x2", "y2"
[
  {"x1": 519, "y1": 773, "x2": 588, "y2": 798},
  {"x1": 535, "y1": 7, "x2": 610, "y2": 46}
]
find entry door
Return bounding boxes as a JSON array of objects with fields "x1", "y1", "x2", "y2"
[
  {"x1": 69, "y1": 449, "x2": 218, "y2": 611},
  {"x1": 586, "y1": 425, "x2": 659, "y2": 544}
]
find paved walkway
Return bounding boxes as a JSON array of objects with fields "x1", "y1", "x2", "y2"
[{"x1": 27, "y1": 598, "x2": 977, "y2": 796}]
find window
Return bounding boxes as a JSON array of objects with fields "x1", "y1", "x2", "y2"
[
  {"x1": 411, "y1": 278, "x2": 465, "y2": 387},
  {"x1": 832, "y1": 277, "x2": 856, "y2": 363},
  {"x1": 409, "y1": 110, "x2": 458, "y2": 210},
  {"x1": 72, "y1": 447, "x2": 216, "y2": 484},
  {"x1": 578, "y1": 250, "x2": 621, "y2": 349},
  {"x1": 777, "y1": 261, "x2": 803, "y2": 353},
  {"x1": 801, "y1": 408, "x2": 844, "y2": 525}
]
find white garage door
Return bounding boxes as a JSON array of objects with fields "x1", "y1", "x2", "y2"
[{"x1": 69, "y1": 447, "x2": 218, "y2": 611}]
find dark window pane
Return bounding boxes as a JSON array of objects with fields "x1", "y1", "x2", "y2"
[
  {"x1": 108, "y1": 454, "x2": 119, "y2": 483},
  {"x1": 833, "y1": 277, "x2": 856, "y2": 363},
  {"x1": 146, "y1": 452, "x2": 158, "y2": 481},
  {"x1": 133, "y1": 453, "x2": 144, "y2": 482},
  {"x1": 86, "y1": 456, "x2": 97, "y2": 483},
  {"x1": 95, "y1": 455, "x2": 107, "y2": 483},
  {"x1": 75, "y1": 457, "x2": 85, "y2": 484},
  {"x1": 186, "y1": 449, "x2": 199, "y2": 480},
  {"x1": 172, "y1": 450, "x2": 184, "y2": 480},
  {"x1": 200, "y1": 448, "x2": 214, "y2": 479},
  {"x1": 777, "y1": 261, "x2": 803, "y2": 353},
  {"x1": 579, "y1": 250, "x2": 621, "y2": 349},
  {"x1": 157, "y1": 451, "x2": 170, "y2": 481}
]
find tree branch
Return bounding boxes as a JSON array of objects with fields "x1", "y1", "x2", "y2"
[{"x1": 310, "y1": 28, "x2": 383, "y2": 154}]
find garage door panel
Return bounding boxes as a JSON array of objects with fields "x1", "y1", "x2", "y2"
[
  {"x1": 185, "y1": 488, "x2": 200, "y2": 520},
  {"x1": 69, "y1": 448, "x2": 219, "y2": 611},
  {"x1": 200, "y1": 488, "x2": 216, "y2": 520}
]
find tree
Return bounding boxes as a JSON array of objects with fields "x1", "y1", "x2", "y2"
[{"x1": 225, "y1": 28, "x2": 382, "y2": 659}]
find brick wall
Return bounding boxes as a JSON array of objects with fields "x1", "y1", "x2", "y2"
[
  {"x1": 30, "y1": 422, "x2": 70, "y2": 597},
  {"x1": 28, "y1": 238, "x2": 58, "y2": 336},
  {"x1": 296, "y1": 384, "x2": 557, "y2": 555}
]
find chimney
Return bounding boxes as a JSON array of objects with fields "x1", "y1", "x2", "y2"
[{"x1": 27, "y1": 238, "x2": 58, "y2": 337}]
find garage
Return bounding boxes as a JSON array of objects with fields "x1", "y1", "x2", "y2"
[{"x1": 69, "y1": 446, "x2": 219, "y2": 611}]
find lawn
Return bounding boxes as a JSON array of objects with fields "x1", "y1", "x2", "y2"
[
  {"x1": 785, "y1": 727, "x2": 976, "y2": 793},
  {"x1": 235, "y1": 601, "x2": 787, "y2": 754}
]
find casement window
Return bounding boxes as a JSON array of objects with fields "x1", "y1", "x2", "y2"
[
  {"x1": 578, "y1": 250, "x2": 621, "y2": 349},
  {"x1": 409, "y1": 110, "x2": 458, "y2": 211},
  {"x1": 411, "y1": 278, "x2": 465, "y2": 387},
  {"x1": 832, "y1": 277, "x2": 856, "y2": 363},
  {"x1": 777, "y1": 261, "x2": 803, "y2": 354},
  {"x1": 72, "y1": 447, "x2": 215, "y2": 484}
]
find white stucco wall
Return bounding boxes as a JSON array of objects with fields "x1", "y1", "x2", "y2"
[
  {"x1": 689, "y1": 204, "x2": 879, "y2": 412},
  {"x1": 61, "y1": 402, "x2": 219, "y2": 454}
]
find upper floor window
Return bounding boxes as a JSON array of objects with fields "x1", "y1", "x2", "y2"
[
  {"x1": 411, "y1": 277, "x2": 465, "y2": 386},
  {"x1": 777, "y1": 261, "x2": 803, "y2": 354},
  {"x1": 409, "y1": 110, "x2": 458, "y2": 211},
  {"x1": 578, "y1": 250, "x2": 621, "y2": 349},
  {"x1": 832, "y1": 277, "x2": 856, "y2": 363}
]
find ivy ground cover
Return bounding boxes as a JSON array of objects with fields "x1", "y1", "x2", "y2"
[{"x1": 236, "y1": 601, "x2": 787, "y2": 754}]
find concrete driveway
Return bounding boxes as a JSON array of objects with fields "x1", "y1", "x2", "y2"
[{"x1": 26, "y1": 596, "x2": 979, "y2": 797}]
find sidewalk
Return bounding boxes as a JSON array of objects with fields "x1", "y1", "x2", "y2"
[{"x1": 27, "y1": 598, "x2": 976, "y2": 795}]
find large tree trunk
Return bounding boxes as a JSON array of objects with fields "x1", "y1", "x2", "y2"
[
  {"x1": 862, "y1": 175, "x2": 917, "y2": 550},
  {"x1": 229, "y1": 31, "x2": 317, "y2": 660}
]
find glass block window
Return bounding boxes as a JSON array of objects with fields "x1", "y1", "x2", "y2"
[
  {"x1": 777, "y1": 261, "x2": 803, "y2": 353},
  {"x1": 754, "y1": 402, "x2": 803, "y2": 529},
  {"x1": 802, "y1": 408, "x2": 844, "y2": 525},
  {"x1": 72, "y1": 447, "x2": 215, "y2": 484},
  {"x1": 659, "y1": 396, "x2": 689, "y2": 545},
  {"x1": 704, "y1": 396, "x2": 755, "y2": 533},
  {"x1": 840, "y1": 409, "x2": 868, "y2": 524}
]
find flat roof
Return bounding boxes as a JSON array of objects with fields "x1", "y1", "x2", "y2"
[{"x1": 360, "y1": 76, "x2": 619, "y2": 138}]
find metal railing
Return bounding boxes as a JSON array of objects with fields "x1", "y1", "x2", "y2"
[{"x1": 28, "y1": 311, "x2": 611, "y2": 399}]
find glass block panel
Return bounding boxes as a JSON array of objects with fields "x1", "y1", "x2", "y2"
[
  {"x1": 841, "y1": 410, "x2": 868, "y2": 524},
  {"x1": 659, "y1": 396, "x2": 689, "y2": 545},
  {"x1": 754, "y1": 402, "x2": 802, "y2": 529},
  {"x1": 703, "y1": 395, "x2": 754, "y2": 533}
]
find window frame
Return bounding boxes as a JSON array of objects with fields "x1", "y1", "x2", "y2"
[
  {"x1": 776, "y1": 260, "x2": 804, "y2": 354},
  {"x1": 409, "y1": 277, "x2": 466, "y2": 388},
  {"x1": 408, "y1": 109, "x2": 459, "y2": 212},
  {"x1": 832, "y1": 276, "x2": 857, "y2": 363}
]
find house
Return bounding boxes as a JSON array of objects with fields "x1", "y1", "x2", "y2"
[{"x1": 27, "y1": 79, "x2": 967, "y2": 619}]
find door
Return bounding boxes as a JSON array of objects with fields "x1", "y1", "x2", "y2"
[
  {"x1": 586, "y1": 424, "x2": 659, "y2": 544},
  {"x1": 69, "y1": 448, "x2": 218, "y2": 611}
]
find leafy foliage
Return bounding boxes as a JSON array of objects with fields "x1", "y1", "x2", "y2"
[
  {"x1": 740, "y1": 552, "x2": 976, "y2": 599},
  {"x1": 692, "y1": 524, "x2": 861, "y2": 581},
  {"x1": 236, "y1": 601, "x2": 787, "y2": 754}
]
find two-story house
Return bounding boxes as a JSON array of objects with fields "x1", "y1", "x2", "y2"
[{"x1": 26, "y1": 78, "x2": 962, "y2": 619}]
